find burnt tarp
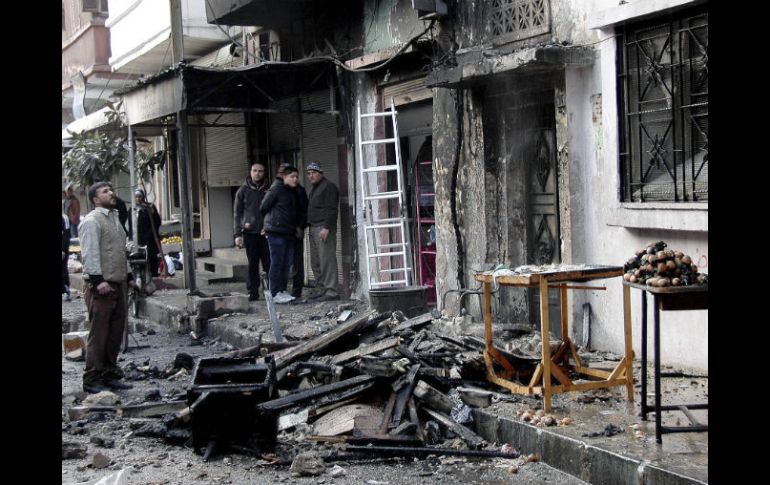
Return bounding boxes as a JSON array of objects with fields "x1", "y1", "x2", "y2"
[{"x1": 119, "y1": 61, "x2": 337, "y2": 126}]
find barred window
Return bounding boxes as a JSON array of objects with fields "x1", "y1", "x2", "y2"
[
  {"x1": 489, "y1": 0, "x2": 550, "y2": 44},
  {"x1": 617, "y1": 6, "x2": 708, "y2": 202}
]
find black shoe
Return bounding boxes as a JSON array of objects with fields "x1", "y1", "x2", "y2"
[
  {"x1": 316, "y1": 293, "x2": 340, "y2": 302},
  {"x1": 248, "y1": 293, "x2": 259, "y2": 302},
  {"x1": 104, "y1": 379, "x2": 133, "y2": 390},
  {"x1": 83, "y1": 382, "x2": 110, "y2": 394},
  {"x1": 290, "y1": 291, "x2": 302, "y2": 299}
]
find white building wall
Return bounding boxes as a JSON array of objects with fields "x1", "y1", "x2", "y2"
[{"x1": 564, "y1": 0, "x2": 708, "y2": 371}]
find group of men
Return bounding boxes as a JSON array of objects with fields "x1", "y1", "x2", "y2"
[
  {"x1": 72, "y1": 160, "x2": 339, "y2": 395},
  {"x1": 234, "y1": 160, "x2": 339, "y2": 304}
]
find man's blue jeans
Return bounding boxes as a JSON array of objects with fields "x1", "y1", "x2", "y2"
[{"x1": 266, "y1": 234, "x2": 295, "y2": 296}]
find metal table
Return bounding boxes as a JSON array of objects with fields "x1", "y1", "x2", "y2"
[
  {"x1": 474, "y1": 264, "x2": 633, "y2": 412},
  {"x1": 623, "y1": 281, "x2": 708, "y2": 443}
]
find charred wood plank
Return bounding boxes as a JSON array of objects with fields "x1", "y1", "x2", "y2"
[
  {"x1": 393, "y1": 313, "x2": 433, "y2": 334},
  {"x1": 275, "y1": 310, "x2": 377, "y2": 369},
  {"x1": 421, "y1": 408, "x2": 484, "y2": 449},
  {"x1": 332, "y1": 445, "x2": 518, "y2": 460},
  {"x1": 390, "y1": 364, "x2": 421, "y2": 428},
  {"x1": 407, "y1": 397, "x2": 424, "y2": 442},
  {"x1": 256, "y1": 375, "x2": 376, "y2": 413},
  {"x1": 276, "y1": 361, "x2": 336, "y2": 382},
  {"x1": 379, "y1": 392, "x2": 398, "y2": 433},
  {"x1": 413, "y1": 380, "x2": 454, "y2": 415},
  {"x1": 331, "y1": 336, "x2": 402, "y2": 365},
  {"x1": 349, "y1": 431, "x2": 423, "y2": 446},
  {"x1": 359, "y1": 356, "x2": 398, "y2": 377}
]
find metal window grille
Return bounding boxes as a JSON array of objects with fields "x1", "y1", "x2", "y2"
[
  {"x1": 490, "y1": 0, "x2": 550, "y2": 43},
  {"x1": 617, "y1": 6, "x2": 708, "y2": 202}
]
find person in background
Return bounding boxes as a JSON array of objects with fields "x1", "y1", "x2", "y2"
[
  {"x1": 260, "y1": 165, "x2": 301, "y2": 304},
  {"x1": 66, "y1": 187, "x2": 81, "y2": 238},
  {"x1": 233, "y1": 162, "x2": 271, "y2": 301},
  {"x1": 134, "y1": 189, "x2": 162, "y2": 277},
  {"x1": 62, "y1": 213, "x2": 71, "y2": 301},
  {"x1": 306, "y1": 161, "x2": 340, "y2": 301},
  {"x1": 79, "y1": 182, "x2": 135, "y2": 393}
]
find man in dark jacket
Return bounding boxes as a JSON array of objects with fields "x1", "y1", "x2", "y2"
[
  {"x1": 134, "y1": 189, "x2": 162, "y2": 276},
  {"x1": 234, "y1": 162, "x2": 271, "y2": 301},
  {"x1": 306, "y1": 161, "x2": 340, "y2": 301},
  {"x1": 277, "y1": 163, "x2": 309, "y2": 298},
  {"x1": 260, "y1": 165, "x2": 301, "y2": 304}
]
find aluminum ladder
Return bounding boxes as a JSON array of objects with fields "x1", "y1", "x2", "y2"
[{"x1": 356, "y1": 98, "x2": 413, "y2": 289}]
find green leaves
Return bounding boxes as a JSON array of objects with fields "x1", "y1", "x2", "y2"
[{"x1": 62, "y1": 101, "x2": 166, "y2": 190}]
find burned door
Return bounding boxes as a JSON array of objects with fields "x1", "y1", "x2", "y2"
[
  {"x1": 522, "y1": 92, "x2": 561, "y2": 333},
  {"x1": 483, "y1": 83, "x2": 561, "y2": 330}
]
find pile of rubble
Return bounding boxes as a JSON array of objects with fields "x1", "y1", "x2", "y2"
[{"x1": 66, "y1": 309, "x2": 545, "y2": 471}]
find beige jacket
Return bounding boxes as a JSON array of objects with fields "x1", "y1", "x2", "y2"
[{"x1": 80, "y1": 207, "x2": 129, "y2": 283}]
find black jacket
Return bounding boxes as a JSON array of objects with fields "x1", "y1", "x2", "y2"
[
  {"x1": 233, "y1": 177, "x2": 269, "y2": 236},
  {"x1": 260, "y1": 178, "x2": 298, "y2": 236},
  {"x1": 136, "y1": 203, "x2": 161, "y2": 248},
  {"x1": 307, "y1": 177, "x2": 339, "y2": 230},
  {"x1": 295, "y1": 184, "x2": 309, "y2": 232}
]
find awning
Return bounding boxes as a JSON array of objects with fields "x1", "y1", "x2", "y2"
[{"x1": 61, "y1": 106, "x2": 119, "y2": 141}]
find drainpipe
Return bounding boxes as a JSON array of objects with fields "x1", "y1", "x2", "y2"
[{"x1": 127, "y1": 122, "x2": 137, "y2": 246}]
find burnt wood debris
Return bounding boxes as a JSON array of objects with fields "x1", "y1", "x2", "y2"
[{"x1": 66, "y1": 310, "x2": 531, "y2": 464}]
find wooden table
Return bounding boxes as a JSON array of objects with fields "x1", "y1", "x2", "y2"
[
  {"x1": 623, "y1": 281, "x2": 708, "y2": 443},
  {"x1": 474, "y1": 264, "x2": 633, "y2": 412}
]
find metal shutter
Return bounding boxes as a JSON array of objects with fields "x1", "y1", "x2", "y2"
[
  {"x1": 205, "y1": 113, "x2": 248, "y2": 187},
  {"x1": 300, "y1": 90, "x2": 344, "y2": 286},
  {"x1": 381, "y1": 77, "x2": 432, "y2": 107}
]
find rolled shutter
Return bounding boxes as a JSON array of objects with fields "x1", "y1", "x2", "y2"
[{"x1": 205, "y1": 113, "x2": 248, "y2": 187}]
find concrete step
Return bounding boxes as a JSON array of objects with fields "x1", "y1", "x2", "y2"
[
  {"x1": 212, "y1": 247, "x2": 248, "y2": 264},
  {"x1": 195, "y1": 256, "x2": 247, "y2": 280},
  {"x1": 195, "y1": 269, "x2": 239, "y2": 284}
]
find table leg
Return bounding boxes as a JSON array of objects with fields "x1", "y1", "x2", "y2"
[
  {"x1": 640, "y1": 291, "x2": 648, "y2": 419},
  {"x1": 540, "y1": 277, "x2": 552, "y2": 412},
  {"x1": 483, "y1": 281, "x2": 493, "y2": 348},
  {"x1": 654, "y1": 295, "x2": 662, "y2": 443},
  {"x1": 559, "y1": 285, "x2": 569, "y2": 367},
  {"x1": 622, "y1": 284, "x2": 634, "y2": 401}
]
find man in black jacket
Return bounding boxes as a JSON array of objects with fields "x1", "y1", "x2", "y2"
[
  {"x1": 134, "y1": 189, "x2": 162, "y2": 276},
  {"x1": 277, "y1": 163, "x2": 309, "y2": 298},
  {"x1": 233, "y1": 162, "x2": 271, "y2": 301},
  {"x1": 260, "y1": 165, "x2": 301, "y2": 304}
]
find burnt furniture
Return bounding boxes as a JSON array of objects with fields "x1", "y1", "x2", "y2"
[
  {"x1": 474, "y1": 264, "x2": 633, "y2": 412},
  {"x1": 623, "y1": 281, "x2": 708, "y2": 443},
  {"x1": 187, "y1": 355, "x2": 277, "y2": 460}
]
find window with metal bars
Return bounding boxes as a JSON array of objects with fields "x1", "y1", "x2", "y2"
[{"x1": 617, "y1": 5, "x2": 708, "y2": 202}]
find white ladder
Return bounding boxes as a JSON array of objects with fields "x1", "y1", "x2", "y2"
[{"x1": 356, "y1": 98, "x2": 413, "y2": 289}]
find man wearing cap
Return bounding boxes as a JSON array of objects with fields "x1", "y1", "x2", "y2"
[
  {"x1": 134, "y1": 189, "x2": 162, "y2": 276},
  {"x1": 234, "y1": 162, "x2": 271, "y2": 301},
  {"x1": 306, "y1": 161, "x2": 340, "y2": 301}
]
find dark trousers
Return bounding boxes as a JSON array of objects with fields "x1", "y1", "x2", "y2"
[
  {"x1": 244, "y1": 232, "x2": 270, "y2": 297},
  {"x1": 290, "y1": 235, "x2": 304, "y2": 296},
  {"x1": 62, "y1": 252, "x2": 70, "y2": 293},
  {"x1": 147, "y1": 242, "x2": 160, "y2": 277},
  {"x1": 266, "y1": 234, "x2": 295, "y2": 296},
  {"x1": 84, "y1": 281, "x2": 127, "y2": 384}
]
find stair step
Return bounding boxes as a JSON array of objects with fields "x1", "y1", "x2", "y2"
[
  {"x1": 195, "y1": 257, "x2": 248, "y2": 280},
  {"x1": 212, "y1": 247, "x2": 248, "y2": 263},
  {"x1": 195, "y1": 270, "x2": 238, "y2": 284}
]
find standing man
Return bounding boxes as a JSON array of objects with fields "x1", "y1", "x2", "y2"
[
  {"x1": 306, "y1": 161, "x2": 340, "y2": 301},
  {"x1": 260, "y1": 165, "x2": 301, "y2": 304},
  {"x1": 234, "y1": 162, "x2": 271, "y2": 301},
  {"x1": 79, "y1": 182, "x2": 135, "y2": 393},
  {"x1": 66, "y1": 187, "x2": 81, "y2": 238},
  {"x1": 134, "y1": 189, "x2": 162, "y2": 277},
  {"x1": 277, "y1": 163, "x2": 309, "y2": 299}
]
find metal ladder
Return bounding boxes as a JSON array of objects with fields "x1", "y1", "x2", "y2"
[{"x1": 356, "y1": 98, "x2": 413, "y2": 289}]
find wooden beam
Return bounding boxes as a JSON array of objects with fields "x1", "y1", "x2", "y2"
[
  {"x1": 256, "y1": 375, "x2": 376, "y2": 412},
  {"x1": 413, "y1": 380, "x2": 454, "y2": 415},
  {"x1": 390, "y1": 364, "x2": 420, "y2": 428},
  {"x1": 394, "y1": 313, "x2": 433, "y2": 333},
  {"x1": 422, "y1": 408, "x2": 484, "y2": 449},
  {"x1": 275, "y1": 310, "x2": 376, "y2": 369},
  {"x1": 331, "y1": 336, "x2": 401, "y2": 365}
]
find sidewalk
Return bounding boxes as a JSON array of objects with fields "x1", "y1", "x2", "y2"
[{"x1": 67, "y1": 271, "x2": 707, "y2": 484}]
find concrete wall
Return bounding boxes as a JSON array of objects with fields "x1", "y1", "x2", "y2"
[
  {"x1": 563, "y1": 0, "x2": 708, "y2": 371},
  {"x1": 363, "y1": 0, "x2": 426, "y2": 54}
]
